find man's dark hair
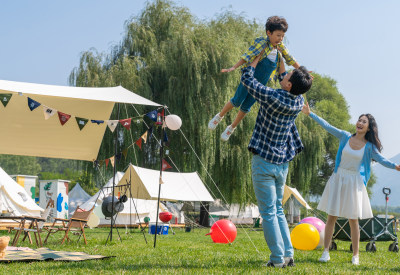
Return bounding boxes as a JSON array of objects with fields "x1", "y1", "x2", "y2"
[
  {"x1": 289, "y1": 66, "x2": 313, "y2": 95},
  {"x1": 265, "y1": 16, "x2": 288, "y2": 33}
]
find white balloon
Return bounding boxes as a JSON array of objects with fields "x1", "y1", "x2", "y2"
[
  {"x1": 317, "y1": 229, "x2": 325, "y2": 249},
  {"x1": 87, "y1": 212, "x2": 100, "y2": 229},
  {"x1": 165, "y1": 115, "x2": 182, "y2": 130}
]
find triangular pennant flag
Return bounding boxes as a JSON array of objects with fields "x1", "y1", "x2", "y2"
[
  {"x1": 27, "y1": 97, "x2": 41, "y2": 111},
  {"x1": 115, "y1": 153, "x2": 122, "y2": 161},
  {"x1": 0, "y1": 94, "x2": 12, "y2": 107},
  {"x1": 159, "y1": 176, "x2": 164, "y2": 185},
  {"x1": 107, "y1": 120, "x2": 118, "y2": 132},
  {"x1": 162, "y1": 159, "x2": 172, "y2": 171},
  {"x1": 122, "y1": 149, "x2": 128, "y2": 159},
  {"x1": 105, "y1": 158, "x2": 109, "y2": 168},
  {"x1": 119, "y1": 118, "x2": 132, "y2": 130},
  {"x1": 110, "y1": 156, "x2": 115, "y2": 167},
  {"x1": 146, "y1": 110, "x2": 158, "y2": 122},
  {"x1": 91, "y1": 120, "x2": 104, "y2": 125},
  {"x1": 43, "y1": 106, "x2": 56, "y2": 120},
  {"x1": 141, "y1": 131, "x2": 148, "y2": 143},
  {"x1": 135, "y1": 138, "x2": 142, "y2": 149},
  {"x1": 57, "y1": 111, "x2": 71, "y2": 126},
  {"x1": 75, "y1": 117, "x2": 89, "y2": 131}
]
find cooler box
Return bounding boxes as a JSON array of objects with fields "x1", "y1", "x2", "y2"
[{"x1": 149, "y1": 224, "x2": 169, "y2": 235}]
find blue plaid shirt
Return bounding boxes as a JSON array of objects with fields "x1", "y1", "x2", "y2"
[{"x1": 241, "y1": 66, "x2": 304, "y2": 164}]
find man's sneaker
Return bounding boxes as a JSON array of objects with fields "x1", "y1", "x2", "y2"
[
  {"x1": 221, "y1": 125, "x2": 235, "y2": 141},
  {"x1": 266, "y1": 261, "x2": 286, "y2": 268},
  {"x1": 319, "y1": 250, "x2": 330, "y2": 262},
  {"x1": 352, "y1": 255, "x2": 359, "y2": 265},
  {"x1": 284, "y1": 257, "x2": 295, "y2": 267},
  {"x1": 208, "y1": 114, "x2": 223, "y2": 130}
]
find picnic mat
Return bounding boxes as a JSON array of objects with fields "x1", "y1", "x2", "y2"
[{"x1": 0, "y1": 247, "x2": 114, "y2": 263}]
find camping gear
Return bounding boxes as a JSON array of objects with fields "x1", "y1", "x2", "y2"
[
  {"x1": 149, "y1": 224, "x2": 169, "y2": 235},
  {"x1": 159, "y1": 212, "x2": 172, "y2": 223},
  {"x1": 68, "y1": 183, "x2": 91, "y2": 215},
  {"x1": 330, "y1": 187, "x2": 398, "y2": 252}
]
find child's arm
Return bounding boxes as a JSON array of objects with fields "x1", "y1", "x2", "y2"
[
  {"x1": 278, "y1": 43, "x2": 299, "y2": 68},
  {"x1": 221, "y1": 59, "x2": 246, "y2": 73}
]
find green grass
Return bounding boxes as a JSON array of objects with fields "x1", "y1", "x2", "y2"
[{"x1": 1, "y1": 227, "x2": 399, "y2": 274}]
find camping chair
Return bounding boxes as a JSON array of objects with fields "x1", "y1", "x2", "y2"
[
  {"x1": 43, "y1": 205, "x2": 94, "y2": 245},
  {"x1": 9, "y1": 199, "x2": 54, "y2": 247}
]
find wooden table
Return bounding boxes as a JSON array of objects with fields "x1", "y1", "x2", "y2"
[{"x1": 0, "y1": 216, "x2": 46, "y2": 247}]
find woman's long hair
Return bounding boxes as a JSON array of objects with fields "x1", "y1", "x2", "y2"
[{"x1": 358, "y1": 114, "x2": 382, "y2": 152}]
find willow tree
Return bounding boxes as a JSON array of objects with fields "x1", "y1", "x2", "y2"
[{"x1": 69, "y1": 0, "x2": 352, "y2": 203}]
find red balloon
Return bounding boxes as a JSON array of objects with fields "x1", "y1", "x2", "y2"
[
  {"x1": 159, "y1": 211, "x2": 173, "y2": 223},
  {"x1": 206, "y1": 219, "x2": 237, "y2": 244}
]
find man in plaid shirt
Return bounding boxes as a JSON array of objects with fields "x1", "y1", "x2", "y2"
[{"x1": 241, "y1": 52, "x2": 312, "y2": 268}]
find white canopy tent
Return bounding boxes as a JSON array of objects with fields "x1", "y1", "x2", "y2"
[
  {"x1": 68, "y1": 183, "x2": 91, "y2": 215},
  {"x1": 116, "y1": 164, "x2": 214, "y2": 202},
  {"x1": 79, "y1": 172, "x2": 168, "y2": 225},
  {"x1": 0, "y1": 79, "x2": 160, "y2": 161},
  {"x1": 0, "y1": 166, "x2": 43, "y2": 217}
]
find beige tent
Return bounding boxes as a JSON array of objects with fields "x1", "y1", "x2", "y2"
[
  {"x1": 282, "y1": 185, "x2": 312, "y2": 210},
  {"x1": 0, "y1": 79, "x2": 160, "y2": 161},
  {"x1": 116, "y1": 164, "x2": 214, "y2": 202}
]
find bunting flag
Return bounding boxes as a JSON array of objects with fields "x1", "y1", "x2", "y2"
[
  {"x1": 75, "y1": 117, "x2": 89, "y2": 131},
  {"x1": 107, "y1": 120, "x2": 118, "y2": 132},
  {"x1": 91, "y1": 120, "x2": 104, "y2": 125},
  {"x1": 105, "y1": 158, "x2": 109, "y2": 168},
  {"x1": 141, "y1": 131, "x2": 148, "y2": 143},
  {"x1": 57, "y1": 111, "x2": 71, "y2": 126},
  {"x1": 162, "y1": 159, "x2": 172, "y2": 171},
  {"x1": 146, "y1": 110, "x2": 158, "y2": 122},
  {"x1": 43, "y1": 106, "x2": 56, "y2": 120},
  {"x1": 109, "y1": 156, "x2": 115, "y2": 167},
  {"x1": 163, "y1": 131, "x2": 168, "y2": 143},
  {"x1": 135, "y1": 138, "x2": 142, "y2": 149},
  {"x1": 0, "y1": 94, "x2": 12, "y2": 107},
  {"x1": 27, "y1": 97, "x2": 41, "y2": 111},
  {"x1": 122, "y1": 149, "x2": 128, "y2": 159},
  {"x1": 119, "y1": 118, "x2": 132, "y2": 130},
  {"x1": 159, "y1": 176, "x2": 164, "y2": 185},
  {"x1": 115, "y1": 153, "x2": 122, "y2": 161}
]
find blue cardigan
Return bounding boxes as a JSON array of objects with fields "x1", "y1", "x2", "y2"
[{"x1": 309, "y1": 112, "x2": 397, "y2": 186}]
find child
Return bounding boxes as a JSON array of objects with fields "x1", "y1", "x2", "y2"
[
  {"x1": 302, "y1": 103, "x2": 400, "y2": 265},
  {"x1": 208, "y1": 16, "x2": 300, "y2": 141}
]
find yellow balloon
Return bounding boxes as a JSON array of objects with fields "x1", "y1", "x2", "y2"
[{"x1": 291, "y1": 223, "x2": 320, "y2": 250}]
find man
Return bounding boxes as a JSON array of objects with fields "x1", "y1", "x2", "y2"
[{"x1": 241, "y1": 51, "x2": 312, "y2": 268}]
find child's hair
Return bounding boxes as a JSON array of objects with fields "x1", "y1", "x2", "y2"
[
  {"x1": 265, "y1": 16, "x2": 288, "y2": 33},
  {"x1": 288, "y1": 66, "x2": 312, "y2": 95},
  {"x1": 358, "y1": 114, "x2": 383, "y2": 152}
]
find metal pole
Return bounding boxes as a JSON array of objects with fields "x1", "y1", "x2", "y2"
[{"x1": 154, "y1": 108, "x2": 164, "y2": 248}]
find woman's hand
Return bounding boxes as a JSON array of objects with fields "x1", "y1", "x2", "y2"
[
  {"x1": 302, "y1": 102, "x2": 311, "y2": 116},
  {"x1": 395, "y1": 164, "x2": 400, "y2": 171},
  {"x1": 221, "y1": 67, "x2": 236, "y2": 73}
]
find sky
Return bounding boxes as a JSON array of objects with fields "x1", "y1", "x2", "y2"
[{"x1": 1, "y1": 0, "x2": 399, "y2": 158}]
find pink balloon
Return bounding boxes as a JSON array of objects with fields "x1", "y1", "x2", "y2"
[{"x1": 300, "y1": 217, "x2": 325, "y2": 233}]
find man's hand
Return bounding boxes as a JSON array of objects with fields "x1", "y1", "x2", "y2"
[
  {"x1": 302, "y1": 102, "x2": 311, "y2": 116},
  {"x1": 250, "y1": 48, "x2": 266, "y2": 68},
  {"x1": 221, "y1": 67, "x2": 236, "y2": 73}
]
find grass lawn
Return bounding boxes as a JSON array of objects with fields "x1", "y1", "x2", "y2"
[{"x1": 1, "y1": 226, "x2": 399, "y2": 274}]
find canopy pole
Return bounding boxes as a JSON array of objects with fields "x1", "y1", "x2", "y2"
[{"x1": 154, "y1": 107, "x2": 165, "y2": 248}]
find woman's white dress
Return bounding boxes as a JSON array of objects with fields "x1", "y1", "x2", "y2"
[{"x1": 317, "y1": 140, "x2": 373, "y2": 219}]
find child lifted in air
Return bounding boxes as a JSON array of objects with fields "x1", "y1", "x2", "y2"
[{"x1": 208, "y1": 16, "x2": 300, "y2": 141}]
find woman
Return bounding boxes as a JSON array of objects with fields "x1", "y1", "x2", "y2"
[{"x1": 302, "y1": 103, "x2": 400, "y2": 265}]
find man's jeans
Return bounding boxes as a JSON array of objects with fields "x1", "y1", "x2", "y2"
[{"x1": 252, "y1": 154, "x2": 293, "y2": 264}]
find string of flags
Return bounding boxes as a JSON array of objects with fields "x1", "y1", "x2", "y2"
[
  {"x1": 0, "y1": 93, "x2": 163, "y2": 132},
  {"x1": 1, "y1": 92, "x2": 173, "y2": 171}
]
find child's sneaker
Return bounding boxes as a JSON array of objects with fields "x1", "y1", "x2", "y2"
[
  {"x1": 319, "y1": 250, "x2": 330, "y2": 262},
  {"x1": 208, "y1": 114, "x2": 223, "y2": 130},
  {"x1": 221, "y1": 125, "x2": 235, "y2": 141},
  {"x1": 351, "y1": 255, "x2": 359, "y2": 265}
]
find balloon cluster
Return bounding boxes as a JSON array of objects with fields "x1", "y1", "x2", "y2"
[{"x1": 290, "y1": 217, "x2": 325, "y2": 250}]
